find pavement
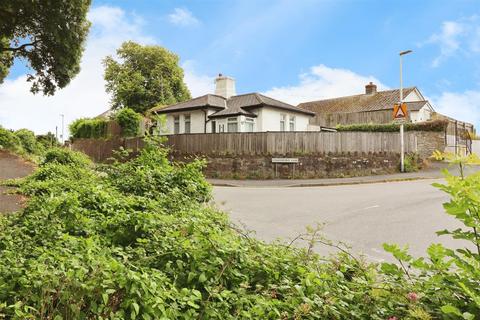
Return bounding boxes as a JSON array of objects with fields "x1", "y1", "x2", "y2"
[
  {"x1": 0, "y1": 151, "x2": 35, "y2": 214},
  {"x1": 213, "y1": 168, "x2": 478, "y2": 262},
  {"x1": 208, "y1": 161, "x2": 477, "y2": 188}
]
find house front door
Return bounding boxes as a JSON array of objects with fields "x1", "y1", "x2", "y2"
[{"x1": 211, "y1": 121, "x2": 216, "y2": 133}]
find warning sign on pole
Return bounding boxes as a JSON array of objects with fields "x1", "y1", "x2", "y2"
[{"x1": 393, "y1": 103, "x2": 408, "y2": 120}]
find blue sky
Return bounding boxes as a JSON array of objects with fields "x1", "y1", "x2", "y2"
[{"x1": 1, "y1": 0, "x2": 480, "y2": 134}]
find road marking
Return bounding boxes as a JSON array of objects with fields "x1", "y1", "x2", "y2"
[{"x1": 363, "y1": 205, "x2": 380, "y2": 210}]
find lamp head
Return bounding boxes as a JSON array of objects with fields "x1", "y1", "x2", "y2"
[{"x1": 400, "y1": 50, "x2": 413, "y2": 56}]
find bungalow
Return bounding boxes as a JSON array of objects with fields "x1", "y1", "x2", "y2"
[
  {"x1": 297, "y1": 82, "x2": 436, "y2": 127},
  {"x1": 150, "y1": 74, "x2": 315, "y2": 134}
]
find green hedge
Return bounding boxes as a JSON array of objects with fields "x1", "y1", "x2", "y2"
[
  {"x1": 69, "y1": 118, "x2": 108, "y2": 139},
  {"x1": 336, "y1": 119, "x2": 449, "y2": 132},
  {"x1": 115, "y1": 108, "x2": 141, "y2": 137}
]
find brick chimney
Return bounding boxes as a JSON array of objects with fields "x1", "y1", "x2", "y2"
[
  {"x1": 365, "y1": 82, "x2": 377, "y2": 95},
  {"x1": 214, "y1": 74, "x2": 236, "y2": 98}
]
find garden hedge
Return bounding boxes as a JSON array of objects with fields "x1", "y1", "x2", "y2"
[{"x1": 336, "y1": 119, "x2": 449, "y2": 132}]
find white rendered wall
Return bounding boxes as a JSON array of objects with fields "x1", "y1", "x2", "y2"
[
  {"x1": 410, "y1": 106, "x2": 432, "y2": 123},
  {"x1": 164, "y1": 110, "x2": 206, "y2": 134},
  {"x1": 258, "y1": 107, "x2": 311, "y2": 131}
]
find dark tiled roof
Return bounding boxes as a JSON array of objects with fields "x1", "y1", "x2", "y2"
[
  {"x1": 151, "y1": 93, "x2": 315, "y2": 118},
  {"x1": 298, "y1": 87, "x2": 419, "y2": 113},
  {"x1": 150, "y1": 94, "x2": 226, "y2": 113}
]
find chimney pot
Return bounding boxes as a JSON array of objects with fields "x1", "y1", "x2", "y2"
[{"x1": 365, "y1": 82, "x2": 377, "y2": 95}]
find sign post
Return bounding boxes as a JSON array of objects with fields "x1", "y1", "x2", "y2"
[
  {"x1": 398, "y1": 50, "x2": 412, "y2": 173},
  {"x1": 394, "y1": 102, "x2": 408, "y2": 172}
]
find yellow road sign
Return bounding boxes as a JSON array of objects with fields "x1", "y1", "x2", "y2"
[{"x1": 393, "y1": 103, "x2": 408, "y2": 120}]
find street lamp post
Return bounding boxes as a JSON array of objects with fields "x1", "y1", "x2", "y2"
[
  {"x1": 399, "y1": 50, "x2": 412, "y2": 173},
  {"x1": 60, "y1": 114, "x2": 65, "y2": 144}
]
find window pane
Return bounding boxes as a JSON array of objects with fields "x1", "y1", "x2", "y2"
[
  {"x1": 289, "y1": 116, "x2": 295, "y2": 131},
  {"x1": 227, "y1": 123, "x2": 238, "y2": 132},
  {"x1": 184, "y1": 115, "x2": 191, "y2": 134},
  {"x1": 174, "y1": 116, "x2": 180, "y2": 134}
]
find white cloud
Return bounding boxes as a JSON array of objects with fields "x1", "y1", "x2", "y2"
[
  {"x1": 263, "y1": 64, "x2": 388, "y2": 105},
  {"x1": 431, "y1": 90, "x2": 480, "y2": 126},
  {"x1": 181, "y1": 60, "x2": 215, "y2": 97},
  {"x1": 168, "y1": 8, "x2": 199, "y2": 27},
  {"x1": 0, "y1": 5, "x2": 155, "y2": 136},
  {"x1": 425, "y1": 15, "x2": 480, "y2": 67}
]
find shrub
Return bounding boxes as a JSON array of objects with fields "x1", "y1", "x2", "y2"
[
  {"x1": 0, "y1": 126, "x2": 21, "y2": 152},
  {"x1": 15, "y1": 128, "x2": 44, "y2": 155},
  {"x1": 36, "y1": 132, "x2": 59, "y2": 149},
  {"x1": 42, "y1": 147, "x2": 92, "y2": 167},
  {"x1": 69, "y1": 117, "x2": 108, "y2": 139},
  {"x1": 336, "y1": 119, "x2": 449, "y2": 132},
  {"x1": 115, "y1": 108, "x2": 142, "y2": 137}
]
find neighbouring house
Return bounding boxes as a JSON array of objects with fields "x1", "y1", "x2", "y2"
[
  {"x1": 150, "y1": 74, "x2": 316, "y2": 134},
  {"x1": 298, "y1": 82, "x2": 436, "y2": 127},
  {"x1": 298, "y1": 82, "x2": 475, "y2": 154}
]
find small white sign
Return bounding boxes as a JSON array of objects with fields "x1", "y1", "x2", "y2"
[{"x1": 272, "y1": 158, "x2": 299, "y2": 163}]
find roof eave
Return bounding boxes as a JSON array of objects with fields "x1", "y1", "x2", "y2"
[
  {"x1": 153, "y1": 104, "x2": 223, "y2": 114},
  {"x1": 208, "y1": 112, "x2": 258, "y2": 119}
]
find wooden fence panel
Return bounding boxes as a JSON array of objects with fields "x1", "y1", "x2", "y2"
[{"x1": 162, "y1": 132, "x2": 417, "y2": 155}]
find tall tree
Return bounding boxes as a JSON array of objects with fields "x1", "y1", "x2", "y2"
[
  {"x1": 103, "y1": 41, "x2": 191, "y2": 114},
  {"x1": 0, "y1": 0, "x2": 91, "y2": 95}
]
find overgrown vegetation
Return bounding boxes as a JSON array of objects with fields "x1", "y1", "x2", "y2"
[
  {"x1": 336, "y1": 119, "x2": 448, "y2": 132},
  {"x1": 115, "y1": 108, "x2": 142, "y2": 137},
  {"x1": 69, "y1": 117, "x2": 109, "y2": 139},
  {"x1": 0, "y1": 126, "x2": 52, "y2": 157},
  {"x1": 1, "y1": 145, "x2": 479, "y2": 319},
  {"x1": 402, "y1": 153, "x2": 421, "y2": 172}
]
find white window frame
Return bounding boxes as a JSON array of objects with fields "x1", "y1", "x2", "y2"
[
  {"x1": 227, "y1": 117, "x2": 238, "y2": 132},
  {"x1": 184, "y1": 114, "x2": 191, "y2": 134},
  {"x1": 289, "y1": 115, "x2": 295, "y2": 131},
  {"x1": 173, "y1": 115, "x2": 180, "y2": 134},
  {"x1": 245, "y1": 117, "x2": 254, "y2": 132},
  {"x1": 280, "y1": 114, "x2": 286, "y2": 131}
]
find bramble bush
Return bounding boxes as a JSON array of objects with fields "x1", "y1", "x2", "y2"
[{"x1": 1, "y1": 145, "x2": 480, "y2": 319}]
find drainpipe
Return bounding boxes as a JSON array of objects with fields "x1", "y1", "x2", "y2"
[{"x1": 203, "y1": 109, "x2": 210, "y2": 133}]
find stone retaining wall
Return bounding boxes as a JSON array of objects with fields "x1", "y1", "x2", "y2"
[{"x1": 173, "y1": 152, "x2": 401, "y2": 179}]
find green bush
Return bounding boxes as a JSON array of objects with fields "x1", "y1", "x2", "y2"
[
  {"x1": 69, "y1": 117, "x2": 108, "y2": 139},
  {"x1": 0, "y1": 126, "x2": 21, "y2": 152},
  {"x1": 15, "y1": 128, "x2": 44, "y2": 155},
  {"x1": 115, "y1": 108, "x2": 142, "y2": 137},
  {"x1": 42, "y1": 147, "x2": 92, "y2": 167},
  {"x1": 336, "y1": 119, "x2": 449, "y2": 132},
  {"x1": 36, "y1": 132, "x2": 59, "y2": 149}
]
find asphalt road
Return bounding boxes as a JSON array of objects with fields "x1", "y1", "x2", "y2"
[{"x1": 213, "y1": 179, "x2": 467, "y2": 262}]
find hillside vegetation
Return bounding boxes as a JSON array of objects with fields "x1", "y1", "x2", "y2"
[{"x1": 1, "y1": 143, "x2": 479, "y2": 319}]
